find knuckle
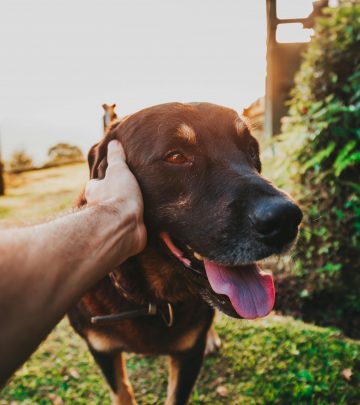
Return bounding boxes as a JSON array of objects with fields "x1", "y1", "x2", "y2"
[
  {"x1": 84, "y1": 181, "x2": 94, "y2": 197},
  {"x1": 85, "y1": 179, "x2": 100, "y2": 201}
]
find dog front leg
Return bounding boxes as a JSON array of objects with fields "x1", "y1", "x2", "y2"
[
  {"x1": 204, "y1": 325, "x2": 221, "y2": 356},
  {"x1": 90, "y1": 349, "x2": 137, "y2": 405},
  {"x1": 110, "y1": 352, "x2": 137, "y2": 405},
  {"x1": 165, "y1": 339, "x2": 206, "y2": 405}
]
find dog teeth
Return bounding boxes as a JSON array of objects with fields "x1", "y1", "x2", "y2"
[{"x1": 185, "y1": 245, "x2": 204, "y2": 261}]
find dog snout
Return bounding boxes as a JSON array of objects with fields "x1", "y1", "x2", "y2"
[{"x1": 249, "y1": 197, "x2": 303, "y2": 246}]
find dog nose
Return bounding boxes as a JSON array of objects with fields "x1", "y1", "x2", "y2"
[{"x1": 249, "y1": 197, "x2": 303, "y2": 244}]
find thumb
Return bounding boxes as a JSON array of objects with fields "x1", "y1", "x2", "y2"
[{"x1": 107, "y1": 140, "x2": 126, "y2": 168}]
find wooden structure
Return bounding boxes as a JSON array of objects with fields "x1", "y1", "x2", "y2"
[
  {"x1": 0, "y1": 128, "x2": 4, "y2": 196},
  {"x1": 243, "y1": 97, "x2": 265, "y2": 138},
  {"x1": 265, "y1": 0, "x2": 328, "y2": 136},
  {"x1": 102, "y1": 103, "x2": 118, "y2": 134},
  {"x1": 0, "y1": 163, "x2": 4, "y2": 196}
]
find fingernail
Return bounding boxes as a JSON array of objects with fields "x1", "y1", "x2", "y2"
[{"x1": 108, "y1": 140, "x2": 119, "y2": 150}]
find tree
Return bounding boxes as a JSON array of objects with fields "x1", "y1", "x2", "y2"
[
  {"x1": 9, "y1": 150, "x2": 33, "y2": 172},
  {"x1": 47, "y1": 143, "x2": 84, "y2": 165}
]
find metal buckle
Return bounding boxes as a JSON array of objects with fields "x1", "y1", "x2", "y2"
[
  {"x1": 148, "y1": 302, "x2": 157, "y2": 315},
  {"x1": 161, "y1": 303, "x2": 174, "y2": 327}
]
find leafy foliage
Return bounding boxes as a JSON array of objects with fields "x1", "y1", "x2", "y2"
[
  {"x1": 9, "y1": 150, "x2": 33, "y2": 172},
  {"x1": 46, "y1": 143, "x2": 84, "y2": 165},
  {"x1": 275, "y1": 0, "x2": 360, "y2": 336}
]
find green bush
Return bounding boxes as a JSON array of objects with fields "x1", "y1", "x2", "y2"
[
  {"x1": 274, "y1": 0, "x2": 360, "y2": 337},
  {"x1": 46, "y1": 143, "x2": 84, "y2": 166},
  {"x1": 9, "y1": 150, "x2": 33, "y2": 172}
]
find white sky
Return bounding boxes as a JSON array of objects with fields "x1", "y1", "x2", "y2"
[{"x1": 0, "y1": 0, "x2": 266, "y2": 164}]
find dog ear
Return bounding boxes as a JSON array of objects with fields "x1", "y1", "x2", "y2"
[
  {"x1": 75, "y1": 132, "x2": 117, "y2": 208},
  {"x1": 87, "y1": 143, "x2": 97, "y2": 173},
  {"x1": 87, "y1": 133, "x2": 117, "y2": 180},
  {"x1": 75, "y1": 142, "x2": 108, "y2": 208}
]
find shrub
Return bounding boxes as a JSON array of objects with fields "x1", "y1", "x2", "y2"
[
  {"x1": 273, "y1": 0, "x2": 360, "y2": 337},
  {"x1": 46, "y1": 143, "x2": 84, "y2": 165},
  {"x1": 9, "y1": 150, "x2": 33, "y2": 172}
]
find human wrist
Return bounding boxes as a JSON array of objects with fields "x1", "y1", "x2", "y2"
[
  {"x1": 84, "y1": 200, "x2": 146, "y2": 266},
  {"x1": 102, "y1": 198, "x2": 146, "y2": 255},
  {"x1": 91, "y1": 197, "x2": 143, "y2": 230}
]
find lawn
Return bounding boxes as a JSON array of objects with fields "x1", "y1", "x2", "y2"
[
  {"x1": 0, "y1": 164, "x2": 359, "y2": 404},
  {"x1": 0, "y1": 163, "x2": 88, "y2": 224}
]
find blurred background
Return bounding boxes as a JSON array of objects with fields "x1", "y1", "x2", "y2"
[{"x1": 1, "y1": 1, "x2": 359, "y2": 404}]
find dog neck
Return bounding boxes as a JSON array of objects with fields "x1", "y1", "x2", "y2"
[{"x1": 109, "y1": 245, "x2": 198, "y2": 305}]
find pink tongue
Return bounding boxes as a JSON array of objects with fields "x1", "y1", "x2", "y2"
[{"x1": 204, "y1": 259, "x2": 275, "y2": 319}]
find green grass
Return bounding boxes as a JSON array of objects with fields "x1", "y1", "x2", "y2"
[
  {"x1": 1, "y1": 316, "x2": 359, "y2": 404},
  {"x1": 0, "y1": 163, "x2": 88, "y2": 222},
  {"x1": 0, "y1": 206, "x2": 12, "y2": 217},
  {"x1": 1, "y1": 163, "x2": 359, "y2": 404}
]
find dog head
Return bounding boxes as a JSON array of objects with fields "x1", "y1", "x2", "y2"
[{"x1": 88, "y1": 102, "x2": 302, "y2": 319}]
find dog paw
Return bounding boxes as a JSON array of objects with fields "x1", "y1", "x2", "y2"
[{"x1": 205, "y1": 326, "x2": 221, "y2": 356}]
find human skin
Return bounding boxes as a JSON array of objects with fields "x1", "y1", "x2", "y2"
[{"x1": 0, "y1": 140, "x2": 146, "y2": 385}]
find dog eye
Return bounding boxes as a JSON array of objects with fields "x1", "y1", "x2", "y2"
[{"x1": 164, "y1": 152, "x2": 189, "y2": 164}]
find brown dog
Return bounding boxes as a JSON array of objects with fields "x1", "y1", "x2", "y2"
[{"x1": 69, "y1": 102, "x2": 302, "y2": 405}]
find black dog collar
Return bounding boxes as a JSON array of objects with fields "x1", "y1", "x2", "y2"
[{"x1": 89, "y1": 273, "x2": 174, "y2": 327}]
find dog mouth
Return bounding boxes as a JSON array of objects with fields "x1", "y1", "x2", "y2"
[{"x1": 160, "y1": 232, "x2": 275, "y2": 320}]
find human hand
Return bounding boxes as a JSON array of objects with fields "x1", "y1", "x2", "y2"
[{"x1": 85, "y1": 140, "x2": 146, "y2": 259}]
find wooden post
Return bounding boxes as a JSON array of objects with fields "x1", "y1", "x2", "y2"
[
  {"x1": 0, "y1": 160, "x2": 4, "y2": 196},
  {"x1": 0, "y1": 127, "x2": 5, "y2": 196},
  {"x1": 265, "y1": 0, "x2": 328, "y2": 137}
]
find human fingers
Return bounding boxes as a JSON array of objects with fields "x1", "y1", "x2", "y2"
[{"x1": 106, "y1": 140, "x2": 126, "y2": 170}]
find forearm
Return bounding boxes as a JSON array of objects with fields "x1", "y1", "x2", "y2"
[{"x1": 0, "y1": 201, "x2": 141, "y2": 384}]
